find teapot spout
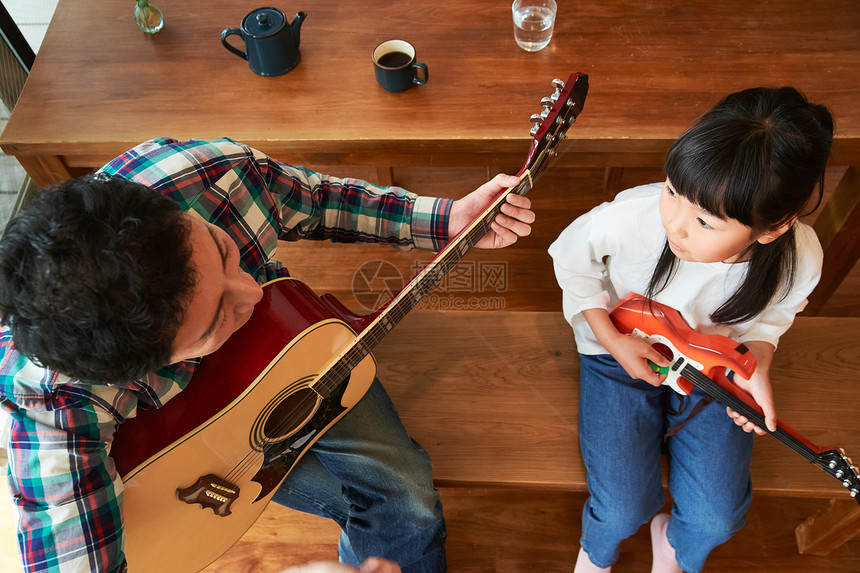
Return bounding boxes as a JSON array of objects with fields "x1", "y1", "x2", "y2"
[{"x1": 291, "y1": 11, "x2": 307, "y2": 46}]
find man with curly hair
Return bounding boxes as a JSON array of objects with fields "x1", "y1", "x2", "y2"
[{"x1": 0, "y1": 138, "x2": 533, "y2": 573}]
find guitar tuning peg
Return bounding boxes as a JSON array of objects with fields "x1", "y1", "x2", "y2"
[
  {"x1": 531, "y1": 109, "x2": 550, "y2": 122},
  {"x1": 529, "y1": 113, "x2": 543, "y2": 137},
  {"x1": 552, "y1": 78, "x2": 565, "y2": 90},
  {"x1": 541, "y1": 96, "x2": 556, "y2": 108}
]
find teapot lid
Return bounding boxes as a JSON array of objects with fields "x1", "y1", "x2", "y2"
[{"x1": 241, "y1": 7, "x2": 286, "y2": 38}]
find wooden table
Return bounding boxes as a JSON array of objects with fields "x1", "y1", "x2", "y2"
[{"x1": 2, "y1": 0, "x2": 860, "y2": 309}]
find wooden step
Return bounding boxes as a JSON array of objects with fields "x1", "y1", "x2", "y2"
[
  {"x1": 373, "y1": 311, "x2": 860, "y2": 500},
  {"x1": 202, "y1": 489, "x2": 860, "y2": 573}
]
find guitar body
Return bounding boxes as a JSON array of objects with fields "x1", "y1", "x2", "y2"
[
  {"x1": 112, "y1": 278, "x2": 377, "y2": 573},
  {"x1": 609, "y1": 292, "x2": 757, "y2": 395},
  {"x1": 609, "y1": 292, "x2": 860, "y2": 502}
]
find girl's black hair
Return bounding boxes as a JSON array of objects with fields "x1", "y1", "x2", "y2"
[{"x1": 647, "y1": 87, "x2": 833, "y2": 324}]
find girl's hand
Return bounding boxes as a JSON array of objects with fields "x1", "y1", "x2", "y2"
[
  {"x1": 726, "y1": 341, "x2": 777, "y2": 435},
  {"x1": 604, "y1": 331, "x2": 671, "y2": 387},
  {"x1": 448, "y1": 174, "x2": 535, "y2": 249},
  {"x1": 581, "y1": 307, "x2": 670, "y2": 386}
]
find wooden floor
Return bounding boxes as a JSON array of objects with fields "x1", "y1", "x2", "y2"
[
  {"x1": 202, "y1": 488, "x2": 860, "y2": 572},
  {"x1": 2, "y1": 477, "x2": 858, "y2": 571}
]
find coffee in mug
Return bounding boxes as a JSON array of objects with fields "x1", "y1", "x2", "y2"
[{"x1": 372, "y1": 40, "x2": 428, "y2": 93}]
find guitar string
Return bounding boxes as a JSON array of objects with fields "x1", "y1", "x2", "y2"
[
  {"x1": 221, "y1": 111, "x2": 532, "y2": 488},
  {"x1": 226, "y1": 100, "x2": 580, "y2": 484},
  {"x1": 216, "y1": 179, "x2": 530, "y2": 487},
  {"x1": 680, "y1": 365, "x2": 820, "y2": 463},
  {"x1": 219, "y1": 165, "x2": 541, "y2": 486},
  {"x1": 216, "y1": 78, "x2": 585, "y2": 489},
  {"x1": 234, "y1": 176, "x2": 530, "y2": 480},
  {"x1": 220, "y1": 93, "x2": 581, "y2": 486},
  {"x1": 664, "y1": 365, "x2": 860, "y2": 499},
  {"x1": 219, "y1": 210, "x2": 511, "y2": 487},
  {"x1": 277, "y1": 139, "x2": 557, "y2": 398},
  {"x1": 682, "y1": 365, "x2": 860, "y2": 493}
]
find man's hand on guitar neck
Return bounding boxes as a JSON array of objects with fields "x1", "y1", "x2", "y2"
[{"x1": 448, "y1": 173, "x2": 535, "y2": 249}]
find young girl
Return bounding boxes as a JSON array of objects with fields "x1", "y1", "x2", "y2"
[{"x1": 548, "y1": 87, "x2": 834, "y2": 573}]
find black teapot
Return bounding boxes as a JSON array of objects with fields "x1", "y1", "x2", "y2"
[{"x1": 221, "y1": 7, "x2": 307, "y2": 76}]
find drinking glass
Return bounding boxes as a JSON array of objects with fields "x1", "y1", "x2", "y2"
[{"x1": 512, "y1": 0, "x2": 557, "y2": 52}]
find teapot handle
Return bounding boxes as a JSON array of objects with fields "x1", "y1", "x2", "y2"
[{"x1": 220, "y1": 28, "x2": 248, "y2": 60}]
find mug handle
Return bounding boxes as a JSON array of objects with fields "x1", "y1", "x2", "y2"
[
  {"x1": 221, "y1": 28, "x2": 248, "y2": 60},
  {"x1": 412, "y1": 62, "x2": 429, "y2": 86}
]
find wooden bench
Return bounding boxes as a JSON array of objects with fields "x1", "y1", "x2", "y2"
[{"x1": 371, "y1": 311, "x2": 860, "y2": 553}]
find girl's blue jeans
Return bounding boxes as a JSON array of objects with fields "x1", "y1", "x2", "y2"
[
  {"x1": 578, "y1": 354, "x2": 754, "y2": 573},
  {"x1": 271, "y1": 378, "x2": 446, "y2": 572}
]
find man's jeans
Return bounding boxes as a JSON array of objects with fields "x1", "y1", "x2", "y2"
[
  {"x1": 578, "y1": 354, "x2": 753, "y2": 573},
  {"x1": 272, "y1": 378, "x2": 446, "y2": 572}
]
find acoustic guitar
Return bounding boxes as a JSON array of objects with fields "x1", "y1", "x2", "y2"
[
  {"x1": 111, "y1": 73, "x2": 589, "y2": 572},
  {"x1": 609, "y1": 292, "x2": 860, "y2": 503}
]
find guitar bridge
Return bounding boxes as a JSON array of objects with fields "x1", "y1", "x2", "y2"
[{"x1": 176, "y1": 474, "x2": 240, "y2": 517}]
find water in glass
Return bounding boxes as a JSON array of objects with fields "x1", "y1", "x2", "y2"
[{"x1": 513, "y1": 4, "x2": 555, "y2": 52}]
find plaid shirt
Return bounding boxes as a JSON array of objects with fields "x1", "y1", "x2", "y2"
[{"x1": 0, "y1": 137, "x2": 452, "y2": 572}]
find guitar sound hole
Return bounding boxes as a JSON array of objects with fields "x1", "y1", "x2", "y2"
[
  {"x1": 262, "y1": 388, "x2": 321, "y2": 441},
  {"x1": 652, "y1": 343, "x2": 673, "y2": 362}
]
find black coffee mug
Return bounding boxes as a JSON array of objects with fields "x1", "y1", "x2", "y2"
[
  {"x1": 372, "y1": 40, "x2": 429, "y2": 93},
  {"x1": 221, "y1": 7, "x2": 307, "y2": 77}
]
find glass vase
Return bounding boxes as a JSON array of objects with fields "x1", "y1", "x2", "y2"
[{"x1": 134, "y1": 1, "x2": 164, "y2": 34}]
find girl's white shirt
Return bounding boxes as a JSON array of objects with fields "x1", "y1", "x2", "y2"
[{"x1": 549, "y1": 183, "x2": 823, "y2": 355}]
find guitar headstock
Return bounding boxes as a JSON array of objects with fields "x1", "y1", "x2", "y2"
[
  {"x1": 816, "y1": 448, "x2": 860, "y2": 504},
  {"x1": 523, "y1": 73, "x2": 589, "y2": 177}
]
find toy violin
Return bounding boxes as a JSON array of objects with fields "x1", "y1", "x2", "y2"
[{"x1": 609, "y1": 292, "x2": 860, "y2": 503}]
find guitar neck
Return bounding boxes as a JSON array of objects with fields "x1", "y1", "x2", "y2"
[{"x1": 680, "y1": 364, "x2": 821, "y2": 462}]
